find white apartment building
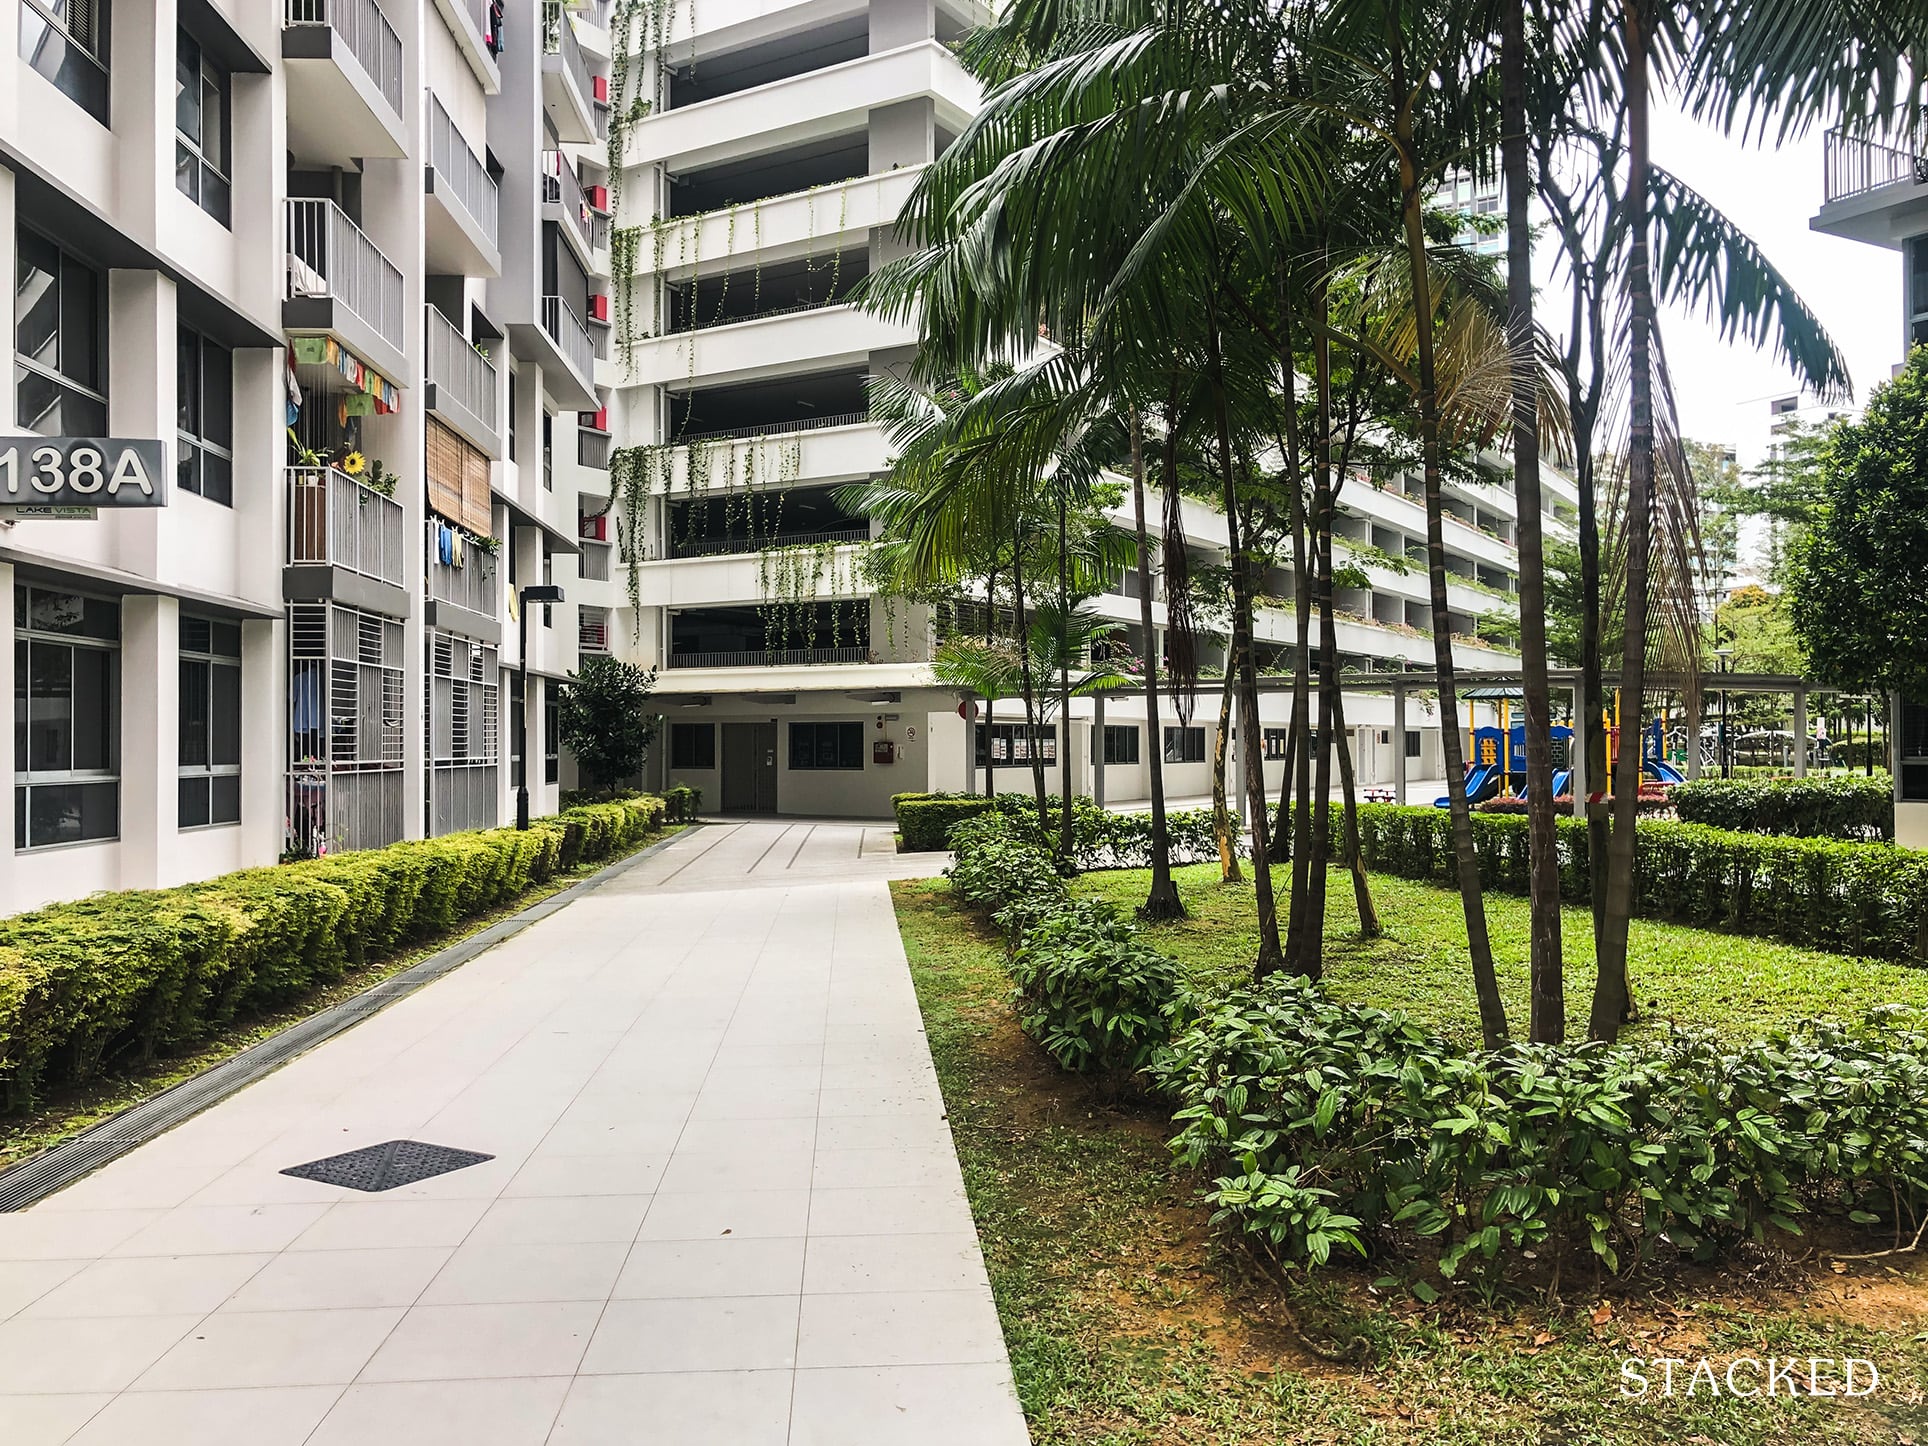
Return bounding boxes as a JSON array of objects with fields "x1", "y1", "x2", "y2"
[
  {"x1": 585, "y1": 0, "x2": 1578, "y2": 818},
  {"x1": 1811, "y1": 126, "x2": 1928, "y2": 846},
  {"x1": 2, "y1": 0, "x2": 615, "y2": 913}
]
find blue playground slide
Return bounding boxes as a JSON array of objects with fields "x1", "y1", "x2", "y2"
[{"x1": 1436, "y1": 763, "x2": 1502, "y2": 808}]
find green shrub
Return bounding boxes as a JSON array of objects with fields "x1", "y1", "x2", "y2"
[
  {"x1": 1347, "y1": 804, "x2": 1928, "y2": 964},
  {"x1": 1155, "y1": 977, "x2": 1928, "y2": 1282},
  {"x1": 894, "y1": 794, "x2": 1000, "y2": 851},
  {"x1": 1005, "y1": 899, "x2": 1181, "y2": 1076},
  {"x1": 662, "y1": 785, "x2": 703, "y2": 822},
  {"x1": 1674, "y1": 773, "x2": 1893, "y2": 840},
  {"x1": 946, "y1": 812, "x2": 1069, "y2": 915},
  {"x1": 0, "y1": 795, "x2": 667, "y2": 1111}
]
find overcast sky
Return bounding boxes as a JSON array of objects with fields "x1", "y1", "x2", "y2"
[{"x1": 1619, "y1": 105, "x2": 1902, "y2": 466}]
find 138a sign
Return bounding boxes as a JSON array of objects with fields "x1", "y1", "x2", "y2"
[{"x1": 0, "y1": 438, "x2": 167, "y2": 508}]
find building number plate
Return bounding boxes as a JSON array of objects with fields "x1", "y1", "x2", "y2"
[{"x1": 0, "y1": 438, "x2": 168, "y2": 509}]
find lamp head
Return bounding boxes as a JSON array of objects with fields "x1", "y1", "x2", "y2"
[{"x1": 522, "y1": 585, "x2": 565, "y2": 605}]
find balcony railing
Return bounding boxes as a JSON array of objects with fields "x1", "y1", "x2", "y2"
[
  {"x1": 667, "y1": 646, "x2": 869, "y2": 669},
  {"x1": 426, "y1": 306, "x2": 498, "y2": 435},
  {"x1": 427, "y1": 525, "x2": 500, "y2": 615},
  {"x1": 429, "y1": 94, "x2": 500, "y2": 247},
  {"x1": 448, "y1": 0, "x2": 493, "y2": 56},
  {"x1": 542, "y1": 150, "x2": 595, "y2": 257},
  {"x1": 579, "y1": 613, "x2": 610, "y2": 651},
  {"x1": 285, "y1": 0, "x2": 403, "y2": 115},
  {"x1": 542, "y1": 1, "x2": 594, "y2": 110},
  {"x1": 288, "y1": 467, "x2": 406, "y2": 588},
  {"x1": 670, "y1": 411, "x2": 869, "y2": 445},
  {"x1": 1823, "y1": 129, "x2": 1928, "y2": 204},
  {"x1": 667, "y1": 294, "x2": 854, "y2": 337},
  {"x1": 285, "y1": 198, "x2": 406, "y2": 354},
  {"x1": 669, "y1": 526, "x2": 868, "y2": 559},
  {"x1": 542, "y1": 295, "x2": 595, "y2": 384}
]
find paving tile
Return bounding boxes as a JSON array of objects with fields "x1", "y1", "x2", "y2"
[
  {"x1": 21, "y1": 1251, "x2": 273, "y2": 1318},
  {"x1": 549, "y1": 1370, "x2": 793, "y2": 1444},
  {"x1": 634, "y1": 1189, "x2": 811, "y2": 1241},
  {"x1": 288, "y1": 1197, "x2": 493, "y2": 1252},
  {"x1": 0, "y1": 1257, "x2": 88, "y2": 1320},
  {"x1": 671, "y1": 1116, "x2": 817, "y2": 1154},
  {"x1": 811, "y1": 1147, "x2": 964, "y2": 1192},
  {"x1": 802, "y1": 1233, "x2": 989, "y2": 1295},
  {"x1": 815, "y1": 1114, "x2": 957, "y2": 1151},
  {"x1": 67, "y1": 1384, "x2": 342, "y2": 1445},
  {"x1": 0, "y1": 1210, "x2": 163, "y2": 1261},
  {"x1": 805, "y1": 1185, "x2": 977, "y2": 1237},
  {"x1": 466, "y1": 1194, "x2": 652, "y2": 1246},
  {"x1": 686, "y1": 1087, "x2": 820, "y2": 1121},
  {"x1": 501, "y1": 1153, "x2": 666, "y2": 1198},
  {"x1": 358, "y1": 1301, "x2": 601, "y2": 1382},
  {"x1": 131, "y1": 1307, "x2": 404, "y2": 1390},
  {"x1": 306, "y1": 1377, "x2": 571, "y2": 1446},
  {"x1": 613, "y1": 1237, "x2": 806, "y2": 1299},
  {"x1": 224, "y1": 1246, "x2": 454, "y2": 1312},
  {"x1": 110, "y1": 1205, "x2": 330, "y2": 1258},
  {"x1": 418, "y1": 1241, "x2": 630, "y2": 1305},
  {"x1": 0, "y1": 1314, "x2": 201, "y2": 1393},
  {"x1": 536, "y1": 1117, "x2": 687, "y2": 1158},
  {"x1": 2, "y1": 1393, "x2": 112, "y2": 1446},
  {"x1": 655, "y1": 1145, "x2": 816, "y2": 1194},
  {"x1": 579, "y1": 1295, "x2": 801, "y2": 1374},
  {"x1": 789, "y1": 1363, "x2": 1029, "y2": 1446},
  {"x1": 797, "y1": 1289, "x2": 1008, "y2": 1368}
]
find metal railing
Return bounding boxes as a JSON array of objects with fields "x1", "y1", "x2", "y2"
[
  {"x1": 288, "y1": 467, "x2": 406, "y2": 587},
  {"x1": 429, "y1": 94, "x2": 500, "y2": 247},
  {"x1": 542, "y1": 150, "x2": 594, "y2": 256},
  {"x1": 285, "y1": 198, "x2": 406, "y2": 353},
  {"x1": 542, "y1": 0, "x2": 594, "y2": 113},
  {"x1": 577, "y1": 429, "x2": 610, "y2": 469},
  {"x1": 579, "y1": 612, "x2": 610, "y2": 650},
  {"x1": 426, "y1": 526, "x2": 500, "y2": 615},
  {"x1": 669, "y1": 410, "x2": 868, "y2": 444},
  {"x1": 426, "y1": 306, "x2": 498, "y2": 436},
  {"x1": 285, "y1": 0, "x2": 403, "y2": 115},
  {"x1": 448, "y1": 0, "x2": 490, "y2": 53},
  {"x1": 542, "y1": 295, "x2": 595, "y2": 384},
  {"x1": 667, "y1": 646, "x2": 869, "y2": 669},
  {"x1": 669, "y1": 526, "x2": 868, "y2": 559},
  {"x1": 1823, "y1": 129, "x2": 1928, "y2": 204}
]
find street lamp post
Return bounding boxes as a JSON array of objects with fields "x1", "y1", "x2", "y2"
[
  {"x1": 516, "y1": 583, "x2": 566, "y2": 830},
  {"x1": 1714, "y1": 646, "x2": 1733, "y2": 780}
]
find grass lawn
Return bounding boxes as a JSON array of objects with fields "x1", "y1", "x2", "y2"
[
  {"x1": 893, "y1": 867, "x2": 1928, "y2": 1445},
  {"x1": 1068, "y1": 862, "x2": 1928, "y2": 1047}
]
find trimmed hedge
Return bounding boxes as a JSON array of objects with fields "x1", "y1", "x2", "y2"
[
  {"x1": 0, "y1": 795, "x2": 667, "y2": 1111},
  {"x1": 1347, "y1": 803, "x2": 1928, "y2": 964},
  {"x1": 1674, "y1": 773, "x2": 1894, "y2": 840},
  {"x1": 897, "y1": 790, "x2": 1223, "y2": 866},
  {"x1": 894, "y1": 793, "x2": 999, "y2": 851}
]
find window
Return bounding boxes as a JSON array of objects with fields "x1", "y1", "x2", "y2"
[
  {"x1": 178, "y1": 614, "x2": 241, "y2": 828},
  {"x1": 975, "y1": 722, "x2": 1055, "y2": 765},
  {"x1": 14, "y1": 584, "x2": 119, "y2": 848},
  {"x1": 1163, "y1": 726, "x2": 1206, "y2": 764},
  {"x1": 177, "y1": 327, "x2": 234, "y2": 505},
  {"x1": 20, "y1": 0, "x2": 108, "y2": 123},
  {"x1": 1901, "y1": 701, "x2": 1928, "y2": 804},
  {"x1": 542, "y1": 411, "x2": 554, "y2": 491},
  {"x1": 1102, "y1": 724, "x2": 1139, "y2": 765},
  {"x1": 175, "y1": 30, "x2": 231, "y2": 225},
  {"x1": 544, "y1": 680, "x2": 560, "y2": 784},
  {"x1": 1911, "y1": 238, "x2": 1928, "y2": 351},
  {"x1": 14, "y1": 227, "x2": 105, "y2": 435},
  {"x1": 789, "y1": 721, "x2": 863, "y2": 771},
  {"x1": 670, "y1": 722, "x2": 715, "y2": 769},
  {"x1": 1262, "y1": 727, "x2": 1289, "y2": 761},
  {"x1": 1405, "y1": 729, "x2": 1422, "y2": 758}
]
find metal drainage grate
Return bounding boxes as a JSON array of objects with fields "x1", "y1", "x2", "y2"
[{"x1": 282, "y1": 1139, "x2": 494, "y2": 1193}]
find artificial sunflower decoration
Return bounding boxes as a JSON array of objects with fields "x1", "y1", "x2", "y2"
[{"x1": 340, "y1": 451, "x2": 367, "y2": 476}]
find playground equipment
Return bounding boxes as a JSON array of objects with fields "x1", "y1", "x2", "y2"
[{"x1": 1436, "y1": 691, "x2": 1681, "y2": 807}]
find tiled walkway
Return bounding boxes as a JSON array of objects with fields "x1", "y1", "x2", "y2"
[{"x1": 0, "y1": 821, "x2": 1028, "y2": 1445}]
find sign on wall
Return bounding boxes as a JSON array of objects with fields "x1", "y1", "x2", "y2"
[{"x1": 0, "y1": 438, "x2": 168, "y2": 510}]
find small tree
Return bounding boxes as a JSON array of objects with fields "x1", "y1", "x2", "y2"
[
  {"x1": 1789, "y1": 348, "x2": 1928, "y2": 702},
  {"x1": 558, "y1": 656, "x2": 659, "y2": 797}
]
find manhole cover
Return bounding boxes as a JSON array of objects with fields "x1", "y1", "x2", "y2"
[{"x1": 282, "y1": 1139, "x2": 494, "y2": 1193}]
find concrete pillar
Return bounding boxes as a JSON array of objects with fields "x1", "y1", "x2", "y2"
[
  {"x1": 107, "y1": 270, "x2": 176, "y2": 580},
  {"x1": 120, "y1": 594, "x2": 180, "y2": 889},
  {"x1": 0, "y1": 168, "x2": 14, "y2": 433},
  {"x1": 1092, "y1": 692, "x2": 1106, "y2": 808},
  {"x1": 0, "y1": 564, "x2": 13, "y2": 885},
  {"x1": 241, "y1": 616, "x2": 283, "y2": 867},
  {"x1": 1570, "y1": 682, "x2": 1587, "y2": 817},
  {"x1": 1793, "y1": 685, "x2": 1808, "y2": 777},
  {"x1": 1391, "y1": 684, "x2": 1407, "y2": 805}
]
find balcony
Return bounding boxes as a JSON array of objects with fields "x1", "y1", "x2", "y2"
[
  {"x1": 542, "y1": 150, "x2": 596, "y2": 265},
  {"x1": 431, "y1": 0, "x2": 500, "y2": 89},
  {"x1": 283, "y1": 0, "x2": 406, "y2": 166},
  {"x1": 426, "y1": 525, "x2": 501, "y2": 640},
  {"x1": 425, "y1": 306, "x2": 502, "y2": 458},
  {"x1": 579, "y1": 609, "x2": 611, "y2": 652},
  {"x1": 284, "y1": 198, "x2": 408, "y2": 390},
  {"x1": 1824, "y1": 129, "x2": 1928, "y2": 205},
  {"x1": 671, "y1": 526, "x2": 868, "y2": 559},
  {"x1": 540, "y1": 295, "x2": 598, "y2": 407},
  {"x1": 668, "y1": 646, "x2": 868, "y2": 669},
  {"x1": 426, "y1": 95, "x2": 502, "y2": 277},
  {"x1": 577, "y1": 427, "x2": 610, "y2": 470},
  {"x1": 285, "y1": 467, "x2": 407, "y2": 615},
  {"x1": 624, "y1": 303, "x2": 907, "y2": 390},
  {"x1": 1813, "y1": 128, "x2": 1928, "y2": 250},
  {"x1": 541, "y1": 1, "x2": 598, "y2": 144}
]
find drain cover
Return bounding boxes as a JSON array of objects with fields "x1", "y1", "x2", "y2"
[{"x1": 282, "y1": 1139, "x2": 494, "y2": 1193}]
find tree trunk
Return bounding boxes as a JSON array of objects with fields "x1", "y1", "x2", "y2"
[
  {"x1": 1392, "y1": 68, "x2": 1507, "y2": 1046},
  {"x1": 1131, "y1": 411, "x2": 1184, "y2": 918},
  {"x1": 1308, "y1": 478, "x2": 1338, "y2": 960},
  {"x1": 1212, "y1": 660, "x2": 1242, "y2": 882},
  {"x1": 1504, "y1": 0, "x2": 1565, "y2": 1044},
  {"x1": 1012, "y1": 519, "x2": 1050, "y2": 841},
  {"x1": 1592, "y1": 0, "x2": 1655, "y2": 1043},
  {"x1": 1330, "y1": 686, "x2": 1380, "y2": 935},
  {"x1": 1278, "y1": 331, "x2": 1316, "y2": 968},
  {"x1": 1057, "y1": 481, "x2": 1075, "y2": 862}
]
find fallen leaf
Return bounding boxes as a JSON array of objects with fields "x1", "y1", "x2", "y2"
[{"x1": 1591, "y1": 1302, "x2": 1614, "y2": 1327}]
